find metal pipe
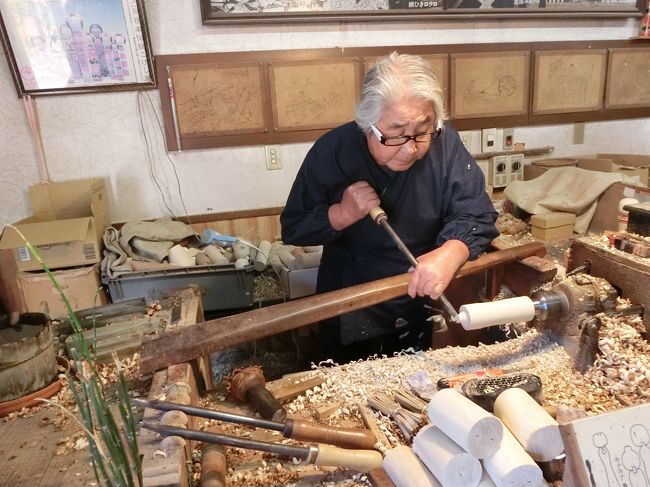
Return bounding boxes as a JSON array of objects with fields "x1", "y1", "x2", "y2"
[
  {"x1": 371, "y1": 207, "x2": 460, "y2": 322},
  {"x1": 141, "y1": 421, "x2": 310, "y2": 460},
  {"x1": 133, "y1": 398, "x2": 283, "y2": 432}
]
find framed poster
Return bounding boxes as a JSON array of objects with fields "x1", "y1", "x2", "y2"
[
  {"x1": 200, "y1": 0, "x2": 644, "y2": 24},
  {"x1": 0, "y1": 0, "x2": 155, "y2": 96}
]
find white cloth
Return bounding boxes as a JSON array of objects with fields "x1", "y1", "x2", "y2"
[{"x1": 504, "y1": 167, "x2": 626, "y2": 233}]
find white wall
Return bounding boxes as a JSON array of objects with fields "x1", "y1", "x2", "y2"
[{"x1": 1, "y1": 0, "x2": 648, "y2": 226}]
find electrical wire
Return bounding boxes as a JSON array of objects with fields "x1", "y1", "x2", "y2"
[{"x1": 135, "y1": 90, "x2": 194, "y2": 230}]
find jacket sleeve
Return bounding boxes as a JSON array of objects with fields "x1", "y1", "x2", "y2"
[
  {"x1": 435, "y1": 133, "x2": 500, "y2": 260},
  {"x1": 280, "y1": 143, "x2": 345, "y2": 246}
]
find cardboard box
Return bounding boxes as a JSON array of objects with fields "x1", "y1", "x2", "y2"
[
  {"x1": 279, "y1": 267, "x2": 318, "y2": 299},
  {"x1": 0, "y1": 179, "x2": 109, "y2": 271},
  {"x1": 16, "y1": 264, "x2": 107, "y2": 317},
  {"x1": 575, "y1": 154, "x2": 650, "y2": 187},
  {"x1": 531, "y1": 212, "x2": 576, "y2": 240}
]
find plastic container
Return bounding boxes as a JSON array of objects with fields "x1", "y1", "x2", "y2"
[{"x1": 104, "y1": 264, "x2": 255, "y2": 311}]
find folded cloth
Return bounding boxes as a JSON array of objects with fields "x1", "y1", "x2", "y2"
[
  {"x1": 504, "y1": 166, "x2": 625, "y2": 234},
  {"x1": 101, "y1": 217, "x2": 197, "y2": 279},
  {"x1": 119, "y1": 217, "x2": 196, "y2": 261},
  {"x1": 101, "y1": 226, "x2": 133, "y2": 278}
]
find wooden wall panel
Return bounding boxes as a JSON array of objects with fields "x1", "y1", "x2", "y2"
[
  {"x1": 269, "y1": 59, "x2": 359, "y2": 132},
  {"x1": 606, "y1": 47, "x2": 650, "y2": 109},
  {"x1": 172, "y1": 63, "x2": 267, "y2": 138},
  {"x1": 156, "y1": 40, "x2": 650, "y2": 151},
  {"x1": 450, "y1": 51, "x2": 530, "y2": 119},
  {"x1": 533, "y1": 49, "x2": 607, "y2": 115}
]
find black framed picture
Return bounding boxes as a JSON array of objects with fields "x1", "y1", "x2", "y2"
[
  {"x1": 0, "y1": 0, "x2": 155, "y2": 96},
  {"x1": 200, "y1": 0, "x2": 644, "y2": 24}
]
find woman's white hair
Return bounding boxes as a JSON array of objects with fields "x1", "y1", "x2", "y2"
[{"x1": 355, "y1": 52, "x2": 447, "y2": 134}]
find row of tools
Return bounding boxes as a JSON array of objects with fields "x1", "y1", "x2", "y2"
[{"x1": 138, "y1": 364, "x2": 553, "y2": 486}]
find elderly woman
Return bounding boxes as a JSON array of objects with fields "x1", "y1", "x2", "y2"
[{"x1": 281, "y1": 52, "x2": 499, "y2": 362}]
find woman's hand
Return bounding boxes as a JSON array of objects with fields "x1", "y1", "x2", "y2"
[
  {"x1": 407, "y1": 240, "x2": 470, "y2": 300},
  {"x1": 328, "y1": 181, "x2": 380, "y2": 231}
]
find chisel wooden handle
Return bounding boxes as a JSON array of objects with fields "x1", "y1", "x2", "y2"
[
  {"x1": 368, "y1": 467, "x2": 398, "y2": 487},
  {"x1": 312, "y1": 444, "x2": 383, "y2": 473},
  {"x1": 201, "y1": 443, "x2": 227, "y2": 487},
  {"x1": 285, "y1": 418, "x2": 377, "y2": 450}
]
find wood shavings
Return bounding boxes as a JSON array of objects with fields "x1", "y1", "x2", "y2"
[{"x1": 496, "y1": 213, "x2": 529, "y2": 236}]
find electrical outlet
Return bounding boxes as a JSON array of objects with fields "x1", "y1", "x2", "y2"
[
  {"x1": 503, "y1": 128, "x2": 514, "y2": 151},
  {"x1": 482, "y1": 128, "x2": 498, "y2": 153},
  {"x1": 265, "y1": 145, "x2": 282, "y2": 170}
]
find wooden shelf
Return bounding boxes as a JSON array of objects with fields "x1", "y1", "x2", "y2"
[{"x1": 472, "y1": 146, "x2": 554, "y2": 160}]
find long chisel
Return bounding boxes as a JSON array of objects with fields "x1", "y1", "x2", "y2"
[
  {"x1": 369, "y1": 207, "x2": 460, "y2": 323},
  {"x1": 140, "y1": 422, "x2": 383, "y2": 473},
  {"x1": 134, "y1": 397, "x2": 377, "y2": 450}
]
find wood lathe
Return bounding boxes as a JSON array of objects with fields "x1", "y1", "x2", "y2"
[
  {"x1": 140, "y1": 242, "x2": 546, "y2": 375},
  {"x1": 457, "y1": 266, "x2": 644, "y2": 372}
]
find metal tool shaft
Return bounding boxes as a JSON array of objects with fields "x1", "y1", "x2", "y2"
[
  {"x1": 141, "y1": 421, "x2": 310, "y2": 459},
  {"x1": 376, "y1": 218, "x2": 418, "y2": 267},
  {"x1": 134, "y1": 398, "x2": 283, "y2": 432},
  {"x1": 371, "y1": 208, "x2": 460, "y2": 322}
]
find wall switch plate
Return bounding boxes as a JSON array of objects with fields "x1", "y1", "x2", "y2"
[
  {"x1": 482, "y1": 128, "x2": 498, "y2": 153},
  {"x1": 265, "y1": 145, "x2": 282, "y2": 170},
  {"x1": 503, "y1": 128, "x2": 514, "y2": 151}
]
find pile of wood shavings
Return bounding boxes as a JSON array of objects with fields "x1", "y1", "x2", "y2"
[
  {"x1": 586, "y1": 311, "x2": 650, "y2": 410},
  {"x1": 579, "y1": 232, "x2": 650, "y2": 266},
  {"x1": 190, "y1": 263, "x2": 646, "y2": 487},
  {"x1": 197, "y1": 317, "x2": 650, "y2": 486}
]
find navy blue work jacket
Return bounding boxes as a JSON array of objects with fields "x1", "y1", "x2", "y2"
[{"x1": 280, "y1": 122, "x2": 499, "y2": 345}]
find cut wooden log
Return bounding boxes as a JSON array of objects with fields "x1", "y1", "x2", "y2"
[
  {"x1": 477, "y1": 470, "x2": 496, "y2": 487},
  {"x1": 383, "y1": 445, "x2": 442, "y2": 487},
  {"x1": 412, "y1": 425, "x2": 482, "y2": 487},
  {"x1": 482, "y1": 427, "x2": 544, "y2": 487},
  {"x1": 254, "y1": 240, "x2": 272, "y2": 271},
  {"x1": 427, "y1": 388, "x2": 503, "y2": 459},
  {"x1": 493, "y1": 387, "x2": 564, "y2": 462},
  {"x1": 140, "y1": 242, "x2": 546, "y2": 374}
]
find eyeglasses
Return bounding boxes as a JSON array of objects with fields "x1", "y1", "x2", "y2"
[{"x1": 370, "y1": 124, "x2": 441, "y2": 147}]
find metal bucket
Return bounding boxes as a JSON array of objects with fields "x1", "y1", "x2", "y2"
[{"x1": 0, "y1": 313, "x2": 58, "y2": 403}]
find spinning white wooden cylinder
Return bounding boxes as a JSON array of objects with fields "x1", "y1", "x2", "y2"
[{"x1": 458, "y1": 297, "x2": 536, "y2": 330}]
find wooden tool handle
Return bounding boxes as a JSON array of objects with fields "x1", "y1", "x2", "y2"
[
  {"x1": 200, "y1": 443, "x2": 227, "y2": 487},
  {"x1": 312, "y1": 444, "x2": 383, "y2": 473},
  {"x1": 285, "y1": 418, "x2": 377, "y2": 450},
  {"x1": 369, "y1": 207, "x2": 387, "y2": 223},
  {"x1": 140, "y1": 242, "x2": 546, "y2": 375},
  {"x1": 368, "y1": 467, "x2": 398, "y2": 487}
]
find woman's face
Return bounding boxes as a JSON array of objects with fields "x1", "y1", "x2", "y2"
[{"x1": 367, "y1": 97, "x2": 436, "y2": 172}]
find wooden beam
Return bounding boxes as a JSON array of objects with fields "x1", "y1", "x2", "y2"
[
  {"x1": 140, "y1": 242, "x2": 546, "y2": 375},
  {"x1": 568, "y1": 238, "x2": 650, "y2": 333}
]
